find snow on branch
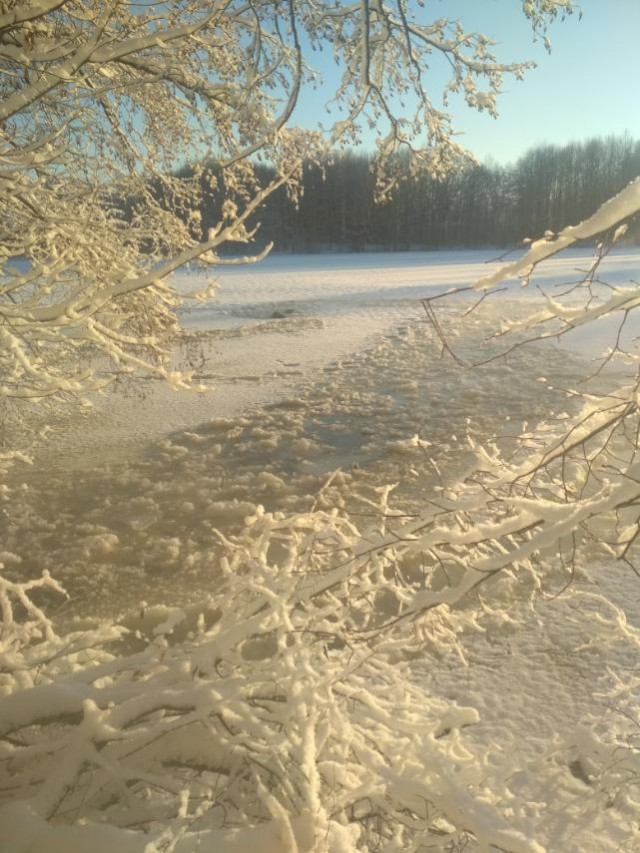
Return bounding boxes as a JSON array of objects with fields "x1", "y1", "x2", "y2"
[
  {"x1": 0, "y1": 0, "x2": 562, "y2": 422},
  {"x1": 0, "y1": 485, "x2": 565, "y2": 852},
  {"x1": 3, "y1": 403, "x2": 639, "y2": 849},
  {"x1": 474, "y1": 177, "x2": 640, "y2": 291}
]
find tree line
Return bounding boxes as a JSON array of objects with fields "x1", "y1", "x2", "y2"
[{"x1": 201, "y1": 135, "x2": 640, "y2": 252}]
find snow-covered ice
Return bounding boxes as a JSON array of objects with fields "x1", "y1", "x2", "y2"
[
  {"x1": 29, "y1": 247, "x2": 640, "y2": 469},
  {"x1": 3, "y1": 248, "x2": 640, "y2": 850}
]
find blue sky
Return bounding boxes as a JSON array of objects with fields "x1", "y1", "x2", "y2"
[{"x1": 291, "y1": 1, "x2": 640, "y2": 165}]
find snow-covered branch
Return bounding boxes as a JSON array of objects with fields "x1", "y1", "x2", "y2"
[
  {"x1": 474, "y1": 177, "x2": 640, "y2": 291},
  {"x1": 0, "y1": 0, "x2": 568, "y2": 420}
]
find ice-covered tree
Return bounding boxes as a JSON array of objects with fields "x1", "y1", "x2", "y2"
[
  {"x1": 5, "y1": 1, "x2": 640, "y2": 851},
  {"x1": 422, "y1": 176, "x2": 640, "y2": 578},
  {"x1": 0, "y1": 0, "x2": 573, "y2": 411}
]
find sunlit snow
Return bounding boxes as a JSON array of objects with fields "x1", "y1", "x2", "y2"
[{"x1": 3, "y1": 248, "x2": 640, "y2": 850}]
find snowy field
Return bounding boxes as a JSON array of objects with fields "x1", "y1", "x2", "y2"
[{"x1": 4, "y1": 248, "x2": 640, "y2": 850}]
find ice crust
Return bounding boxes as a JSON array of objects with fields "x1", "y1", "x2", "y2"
[{"x1": 3, "y1": 248, "x2": 640, "y2": 849}]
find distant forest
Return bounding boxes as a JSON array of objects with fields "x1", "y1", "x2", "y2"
[{"x1": 175, "y1": 135, "x2": 640, "y2": 253}]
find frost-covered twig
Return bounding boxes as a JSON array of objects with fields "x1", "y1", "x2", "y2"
[
  {"x1": 0, "y1": 481, "x2": 570, "y2": 852},
  {"x1": 1, "y1": 0, "x2": 565, "y2": 419}
]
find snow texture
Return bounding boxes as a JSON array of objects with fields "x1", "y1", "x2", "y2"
[{"x1": 3, "y1": 249, "x2": 640, "y2": 851}]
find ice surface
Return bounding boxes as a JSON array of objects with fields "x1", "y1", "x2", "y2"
[
  {"x1": 4, "y1": 247, "x2": 640, "y2": 849},
  {"x1": 27, "y1": 247, "x2": 640, "y2": 469},
  {"x1": 9, "y1": 248, "x2": 640, "y2": 612}
]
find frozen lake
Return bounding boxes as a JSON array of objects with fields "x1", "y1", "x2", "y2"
[
  {"x1": 181, "y1": 247, "x2": 640, "y2": 322},
  {"x1": 27, "y1": 246, "x2": 640, "y2": 469},
  {"x1": 4, "y1": 247, "x2": 640, "y2": 850},
  {"x1": 7, "y1": 245, "x2": 640, "y2": 612}
]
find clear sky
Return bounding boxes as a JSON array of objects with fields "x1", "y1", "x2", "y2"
[{"x1": 291, "y1": 1, "x2": 640, "y2": 165}]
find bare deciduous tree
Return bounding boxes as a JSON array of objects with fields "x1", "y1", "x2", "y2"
[
  {"x1": 9, "y1": 3, "x2": 640, "y2": 852},
  {"x1": 0, "y1": 0, "x2": 571, "y2": 408}
]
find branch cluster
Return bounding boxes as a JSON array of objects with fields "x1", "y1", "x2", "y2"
[{"x1": 0, "y1": 0, "x2": 570, "y2": 412}]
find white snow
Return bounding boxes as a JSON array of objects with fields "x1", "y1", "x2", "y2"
[
  {"x1": 4, "y1": 247, "x2": 640, "y2": 850},
  {"x1": 27, "y1": 247, "x2": 640, "y2": 469}
]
